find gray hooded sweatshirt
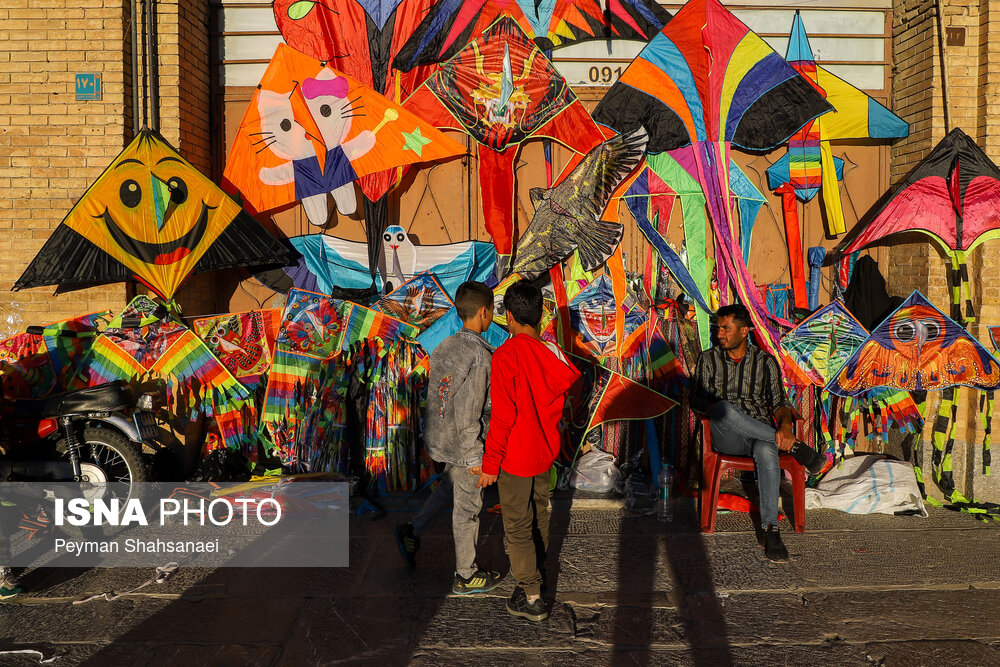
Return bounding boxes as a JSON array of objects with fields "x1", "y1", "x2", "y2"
[{"x1": 424, "y1": 328, "x2": 493, "y2": 468}]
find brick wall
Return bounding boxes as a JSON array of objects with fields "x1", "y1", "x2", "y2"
[
  {"x1": 0, "y1": 0, "x2": 219, "y2": 330},
  {"x1": 0, "y1": 0, "x2": 131, "y2": 332},
  {"x1": 890, "y1": 0, "x2": 1000, "y2": 501}
]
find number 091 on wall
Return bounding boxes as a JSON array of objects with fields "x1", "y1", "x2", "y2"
[{"x1": 552, "y1": 61, "x2": 626, "y2": 87}]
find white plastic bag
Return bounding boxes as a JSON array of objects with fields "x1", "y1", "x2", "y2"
[
  {"x1": 569, "y1": 449, "x2": 621, "y2": 493},
  {"x1": 804, "y1": 455, "x2": 927, "y2": 517}
]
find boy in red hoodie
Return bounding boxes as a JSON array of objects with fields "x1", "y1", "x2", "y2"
[{"x1": 478, "y1": 280, "x2": 580, "y2": 622}]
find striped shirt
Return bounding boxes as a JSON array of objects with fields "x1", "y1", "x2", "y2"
[{"x1": 693, "y1": 344, "x2": 789, "y2": 424}]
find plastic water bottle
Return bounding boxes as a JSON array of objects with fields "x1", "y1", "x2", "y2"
[{"x1": 657, "y1": 464, "x2": 674, "y2": 523}]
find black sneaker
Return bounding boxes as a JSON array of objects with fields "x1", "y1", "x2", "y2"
[
  {"x1": 759, "y1": 525, "x2": 789, "y2": 562},
  {"x1": 506, "y1": 586, "x2": 549, "y2": 622},
  {"x1": 452, "y1": 569, "x2": 504, "y2": 595},
  {"x1": 790, "y1": 442, "x2": 827, "y2": 475},
  {"x1": 393, "y1": 523, "x2": 419, "y2": 568}
]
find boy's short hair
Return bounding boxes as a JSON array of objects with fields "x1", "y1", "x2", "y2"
[
  {"x1": 504, "y1": 280, "x2": 543, "y2": 327},
  {"x1": 716, "y1": 303, "x2": 752, "y2": 329},
  {"x1": 454, "y1": 281, "x2": 494, "y2": 321}
]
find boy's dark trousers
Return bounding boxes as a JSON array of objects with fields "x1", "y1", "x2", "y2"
[{"x1": 498, "y1": 469, "x2": 550, "y2": 598}]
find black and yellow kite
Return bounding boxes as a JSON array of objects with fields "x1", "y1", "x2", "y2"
[{"x1": 15, "y1": 129, "x2": 291, "y2": 300}]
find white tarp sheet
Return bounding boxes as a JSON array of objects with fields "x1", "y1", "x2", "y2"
[{"x1": 805, "y1": 455, "x2": 927, "y2": 517}]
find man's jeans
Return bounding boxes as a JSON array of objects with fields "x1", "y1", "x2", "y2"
[
  {"x1": 709, "y1": 401, "x2": 781, "y2": 528},
  {"x1": 411, "y1": 463, "x2": 483, "y2": 580}
]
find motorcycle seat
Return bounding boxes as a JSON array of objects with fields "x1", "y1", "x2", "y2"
[{"x1": 13, "y1": 381, "x2": 133, "y2": 419}]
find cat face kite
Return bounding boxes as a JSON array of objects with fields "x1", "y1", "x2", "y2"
[
  {"x1": 223, "y1": 43, "x2": 465, "y2": 228},
  {"x1": 828, "y1": 291, "x2": 1000, "y2": 396},
  {"x1": 15, "y1": 130, "x2": 291, "y2": 300}
]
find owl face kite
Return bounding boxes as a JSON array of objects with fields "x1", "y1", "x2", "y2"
[
  {"x1": 15, "y1": 129, "x2": 292, "y2": 300},
  {"x1": 828, "y1": 292, "x2": 1000, "y2": 395}
]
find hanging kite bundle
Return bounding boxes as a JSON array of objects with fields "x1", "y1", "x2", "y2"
[
  {"x1": 0, "y1": 310, "x2": 113, "y2": 400},
  {"x1": 348, "y1": 336, "x2": 428, "y2": 492},
  {"x1": 593, "y1": 0, "x2": 834, "y2": 354},
  {"x1": 78, "y1": 296, "x2": 257, "y2": 457}
]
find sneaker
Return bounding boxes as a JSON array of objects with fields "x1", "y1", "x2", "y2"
[
  {"x1": 506, "y1": 586, "x2": 549, "y2": 622},
  {"x1": 452, "y1": 569, "x2": 504, "y2": 595},
  {"x1": 759, "y1": 525, "x2": 789, "y2": 562},
  {"x1": 789, "y1": 442, "x2": 827, "y2": 475},
  {"x1": 0, "y1": 570, "x2": 22, "y2": 601},
  {"x1": 393, "y1": 523, "x2": 419, "y2": 568}
]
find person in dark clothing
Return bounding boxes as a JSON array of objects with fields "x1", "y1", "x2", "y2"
[
  {"x1": 692, "y1": 304, "x2": 825, "y2": 562},
  {"x1": 843, "y1": 255, "x2": 902, "y2": 330}
]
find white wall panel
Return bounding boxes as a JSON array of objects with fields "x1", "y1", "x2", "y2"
[{"x1": 217, "y1": 7, "x2": 277, "y2": 33}]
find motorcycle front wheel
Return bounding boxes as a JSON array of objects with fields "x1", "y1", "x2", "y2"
[{"x1": 53, "y1": 426, "x2": 149, "y2": 538}]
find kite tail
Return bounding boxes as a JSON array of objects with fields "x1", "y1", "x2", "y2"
[
  {"x1": 922, "y1": 387, "x2": 1000, "y2": 521},
  {"x1": 949, "y1": 252, "x2": 976, "y2": 322},
  {"x1": 981, "y1": 390, "x2": 993, "y2": 476},
  {"x1": 912, "y1": 391, "x2": 929, "y2": 498}
]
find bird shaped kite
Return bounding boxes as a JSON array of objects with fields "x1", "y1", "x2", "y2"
[
  {"x1": 592, "y1": 0, "x2": 833, "y2": 354},
  {"x1": 512, "y1": 129, "x2": 648, "y2": 280},
  {"x1": 14, "y1": 129, "x2": 291, "y2": 301},
  {"x1": 223, "y1": 44, "x2": 465, "y2": 228},
  {"x1": 836, "y1": 128, "x2": 1000, "y2": 323},
  {"x1": 373, "y1": 271, "x2": 454, "y2": 331},
  {"x1": 281, "y1": 229, "x2": 496, "y2": 295}
]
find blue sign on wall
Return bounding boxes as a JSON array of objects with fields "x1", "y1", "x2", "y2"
[{"x1": 75, "y1": 73, "x2": 102, "y2": 101}]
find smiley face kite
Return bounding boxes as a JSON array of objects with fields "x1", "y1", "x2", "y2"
[{"x1": 15, "y1": 129, "x2": 291, "y2": 299}]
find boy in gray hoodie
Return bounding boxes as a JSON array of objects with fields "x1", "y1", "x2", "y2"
[{"x1": 394, "y1": 281, "x2": 504, "y2": 594}]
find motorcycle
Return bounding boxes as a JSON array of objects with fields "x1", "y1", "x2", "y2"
[
  {"x1": 0, "y1": 321, "x2": 164, "y2": 499},
  {"x1": 1, "y1": 379, "x2": 158, "y2": 488}
]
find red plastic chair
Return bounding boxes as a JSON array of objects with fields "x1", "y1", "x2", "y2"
[{"x1": 698, "y1": 412, "x2": 806, "y2": 534}]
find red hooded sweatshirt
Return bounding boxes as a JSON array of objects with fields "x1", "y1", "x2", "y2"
[{"x1": 482, "y1": 333, "x2": 581, "y2": 477}]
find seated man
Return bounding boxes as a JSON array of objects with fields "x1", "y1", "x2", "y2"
[{"x1": 692, "y1": 304, "x2": 825, "y2": 562}]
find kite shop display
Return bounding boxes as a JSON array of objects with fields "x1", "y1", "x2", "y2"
[{"x1": 9, "y1": 0, "x2": 1000, "y2": 521}]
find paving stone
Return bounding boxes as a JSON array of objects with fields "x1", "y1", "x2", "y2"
[
  {"x1": 278, "y1": 596, "x2": 425, "y2": 665},
  {"x1": 0, "y1": 599, "x2": 145, "y2": 643},
  {"x1": 866, "y1": 639, "x2": 1000, "y2": 666},
  {"x1": 87, "y1": 642, "x2": 280, "y2": 666},
  {"x1": 4, "y1": 495, "x2": 1000, "y2": 665},
  {"x1": 415, "y1": 596, "x2": 576, "y2": 650}
]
